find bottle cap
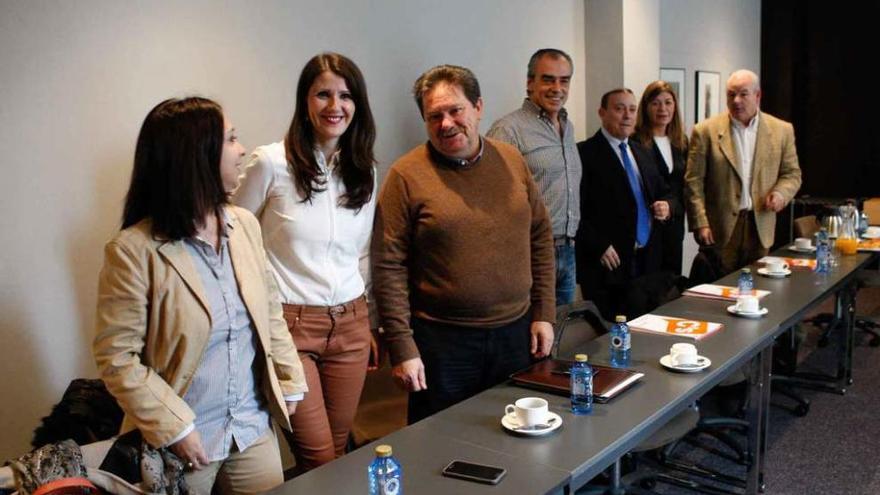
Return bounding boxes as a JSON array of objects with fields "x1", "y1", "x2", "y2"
[
  {"x1": 615, "y1": 315, "x2": 627, "y2": 323},
  {"x1": 375, "y1": 444, "x2": 392, "y2": 457},
  {"x1": 742, "y1": 268, "x2": 751, "y2": 274},
  {"x1": 575, "y1": 354, "x2": 588, "y2": 362}
]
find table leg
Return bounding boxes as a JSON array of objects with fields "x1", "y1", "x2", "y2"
[
  {"x1": 844, "y1": 284, "x2": 856, "y2": 386},
  {"x1": 772, "y1": 281, "x2": 856, "y2": 396},
  {"x1": 746, "y1": 347, "x2": 771, "y2": 494}
]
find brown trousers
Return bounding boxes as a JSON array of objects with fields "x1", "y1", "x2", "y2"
[
  {"x1": 720, "y1": 210, "x2": 769, "y2": 274},
  {"x1": 281, "y1": 297, "x2": 370, "y2": 473}
]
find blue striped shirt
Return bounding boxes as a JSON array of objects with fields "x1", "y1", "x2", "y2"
[{"x1": 181, "y1": 219, "x2": 271, "y2": 462}]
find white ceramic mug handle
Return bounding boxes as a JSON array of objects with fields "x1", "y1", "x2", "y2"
[
  {"x1": 782, "y1": 262, "x2": 790, "y2": 271},
  {"x1": 505, "y1": 404, "x2": 515, "y2": 417}
]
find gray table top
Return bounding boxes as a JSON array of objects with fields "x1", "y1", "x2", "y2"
[
  {"x1": 269, "y1": 251, "x2": 874, "y2": 493},
  {"x1": 417, "y1": 251, "x2": 874, "y2": 484},
  {"x1": 265, "y1": 420, "x2": 570, "y2": 495}
]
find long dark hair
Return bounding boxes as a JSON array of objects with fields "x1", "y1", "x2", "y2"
[
  {"x1": 285, "y1": 53, "x2": 376, "y2": 209},
  {"x1": 122, "y1": 97, "x2": 226, "y2": 239},
  {"x1": 634, "y1": 80, "x2": 687, "y2": 151}
]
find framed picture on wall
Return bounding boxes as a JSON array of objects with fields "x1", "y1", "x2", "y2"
[
  {"x1": 695, "y1": 71, "x2": 721, "y2": 122},
  {"x1": 659, "y1": 68, "x2": 686, "y2": 125}
]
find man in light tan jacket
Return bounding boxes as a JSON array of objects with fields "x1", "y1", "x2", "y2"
[{"x1": 685, "y1": 69, "x2": 802, "y2": 273}]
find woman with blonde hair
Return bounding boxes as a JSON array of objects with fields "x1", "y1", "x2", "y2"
[{"x1": 635, "y1": 80, "x2": 688, "y2": 274}]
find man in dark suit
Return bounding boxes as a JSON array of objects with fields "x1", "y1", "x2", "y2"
[{"x1": 576, "y1": 88, "x2": 672, "y2": 319}]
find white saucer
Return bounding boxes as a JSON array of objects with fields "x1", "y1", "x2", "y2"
[
  {"x1": 660, "y1": 354, "x2": 711, "y2": 373},
  {"x1": 787, "y1": 245, "x2": 816, "y2": 253},
  {"x1": 757, "y1": 267, "x2": 791, "y2": 278},
  {"x1": 727, "y1": 305, "x2": 769, "y2": 318},
  {"x1": 862, "y1": 232, "x2": 880, "y2": 240},
  {"x1": 501, "y1": 411, "x2": 563, "y2": 436}
]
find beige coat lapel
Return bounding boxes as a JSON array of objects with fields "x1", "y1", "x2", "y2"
[
  {"x1": 157, "y1": 240, "x2": 211, "y2": 324},
  {"x1": 717, "y1": 117, "x2": 742, "y2": 181}
]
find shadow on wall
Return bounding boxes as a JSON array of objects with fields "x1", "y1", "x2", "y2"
[
  {"x1": 68, "y1": 146, "x2": 132, "y2": 368},
  {"x1": 0, "y1": 295, "x2": 51, "y2": 462},
  {"x1": 66, "y1": 145, "x2": 130, "y2": 370}
]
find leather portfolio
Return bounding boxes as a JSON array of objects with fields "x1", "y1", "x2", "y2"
[{"x1": 510, "y1": 359, "x2": 644, "y2": 403}]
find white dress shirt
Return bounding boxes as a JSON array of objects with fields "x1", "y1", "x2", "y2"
[
  {"x1": 730, "y1": 113, "x2": 760, "y2": 211},
  {"x1": 232, "y1": 141, "x2": 376, "y2": 306},
  {"x1": 653, "y1": 135, "x2": 674, "y2": 174}
]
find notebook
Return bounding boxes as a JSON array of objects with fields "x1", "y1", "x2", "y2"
[
  {"x1": 509, "y1": 359, "x2": 644, "y2": 403},
  {"x1": 628, "y1": 314, "x2": 723, "y2": 341},
  {"x1": 683, "y1": 283, "x2": 771, "y2": 301}
]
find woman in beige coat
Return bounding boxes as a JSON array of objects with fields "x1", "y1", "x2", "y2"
[{"x1": 93, "y1": 97, "x2": 307, "y2": 494}]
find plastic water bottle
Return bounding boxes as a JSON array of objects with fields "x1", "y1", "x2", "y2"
[
  {"x1": 368, "y1": 445, "x2": 402, "y2": 495},
  {"x1": 859, "y1": 211, "x2": 869, "y2": 236},
  {"x1": 737, "y1": 268, "x2": 754, "y2": 295},
  {"x1": 570, "y1": 354, "x2": 593, "y2": 415},
  {"x1": 609, "y1": 315, "x2": 631, "y2": 367},
  {"x1": 815, "y1": 228, "x2": 830, "y2": 273}
]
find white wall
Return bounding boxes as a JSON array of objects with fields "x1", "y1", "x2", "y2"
[
  {"x1": 584, "y1": 0, "x2": 624, "y2": 133},
  {"x1": 623, "y1": 0, "x2": 661, "y2": 102},
  {"x1": 0, "y1": 0, "x2": 586, "y2": 460},
  {"x1": 0, "y1": 0, "x2": 761, "y2": 461},
  {"x1": 660, "y1": 0, "x2": 762, "y2": 274},
  {"x1": 661, "y1": 0, "x2": 762, "y2": 131}
]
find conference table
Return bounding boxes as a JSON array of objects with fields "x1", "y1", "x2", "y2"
[{"x1": 267, "y1": 249, "x2": 874, "y2": 495}]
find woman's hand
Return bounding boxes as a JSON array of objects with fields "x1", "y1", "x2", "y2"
[
  {"x1": 170, "y1": 430, "x2": 209, "y2": 471},
  {"x1": 367, "y1": 331, "x2": 382, "y2": 371}
]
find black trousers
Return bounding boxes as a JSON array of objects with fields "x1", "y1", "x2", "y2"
[{"x1": 407, "y1": 314, "x2": 532, "y2": 424}]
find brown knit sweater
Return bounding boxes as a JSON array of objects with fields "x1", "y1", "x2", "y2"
[{"x1": 371, "y1": 138, "x2": 556, "y2": 365}]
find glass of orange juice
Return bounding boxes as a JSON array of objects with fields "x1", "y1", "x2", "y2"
[{"x1": 837, "y1": 237, "x2": 858, "y2": 255}]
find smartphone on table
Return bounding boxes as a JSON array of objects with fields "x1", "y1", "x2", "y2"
[{"x1": 441, "y1": 460, "x2": 507, "y2": 485}]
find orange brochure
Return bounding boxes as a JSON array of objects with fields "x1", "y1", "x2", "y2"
[
  {"x1": 858, "y1": 239, "x2": 880, "y2": 251},
  {"x1": 757, "y1": 256, "x2": 817, "y2": 269},
  {"x1": 629, "y1": 314, "x2": 723, "y2": 341},
  {"x1": 683, "y1": 284, "x2": 771, "y2": 301}
]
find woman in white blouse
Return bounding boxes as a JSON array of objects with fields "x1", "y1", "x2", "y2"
[
  {"x1": 635, "y1": 80, "x2": 689, "y2": 275},
  {"x1": 233, "y1": 53, "x2": 377, "y2": 473}
]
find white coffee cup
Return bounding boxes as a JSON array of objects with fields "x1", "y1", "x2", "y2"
[
  {"x1": 670, "y1": 342, "x2": 699, "y2": 366},
  {"x1": 736, "y1": 294, "x2": 760, "y2": 314},
  {"x1": 504, "y1": 397, "x2": 549, "y2": 427},
  {"x1": 766, "y1": 259, "x2": 790, "y2": 274},
  {"x1": 866, "y1": 226, "x2": 880, "y2": 238},
  {"x1": 794, "y1": 237, "x2": 812, "y2": 250}
]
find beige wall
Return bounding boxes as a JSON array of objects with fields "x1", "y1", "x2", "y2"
[
  {"x1": 0, "y1": 0, "x2": 587, "y2": 460},
  {"x1": 0, "y1": 0, "x2": 759, "y2": 461}
]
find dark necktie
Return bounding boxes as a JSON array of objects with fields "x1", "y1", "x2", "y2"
[{"x1": 619, "y1": 141, "x2": 651, "y2": 246}]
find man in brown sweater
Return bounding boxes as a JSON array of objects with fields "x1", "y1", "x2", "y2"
[{"x1": 372, "y1": 65, "x2": 556, "y2": 423}]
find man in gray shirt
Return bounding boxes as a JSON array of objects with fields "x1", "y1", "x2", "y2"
[{"x1": 488, "y1": 48, "x2": 582, "y2": 305}]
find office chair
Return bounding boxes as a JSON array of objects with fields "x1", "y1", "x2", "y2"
[{"x1": 556, "y1": 303, "x2": 746, "y2": 495}]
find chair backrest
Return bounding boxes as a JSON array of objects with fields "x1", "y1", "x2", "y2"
[
  {"x1": 688, "y1": 248, "x2": 723, "y2": 286},
  {"x1": 553, "y1": 301, "x2": 610, "y2": 359},
  {"x1": 793, "y1": 215, "x2": 820, "y2": 239}
]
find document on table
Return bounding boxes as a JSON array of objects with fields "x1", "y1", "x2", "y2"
[
  {"x1": 757, "y1": 256, "x2": 817, "y2": 269},
  {"x1": 628, "y1": 314, "x2": 723, "y2": 341},
  {"x1": 857, "y1": 239, "x2": 880, "y2": 252},
  {"x1": 683, "y1": 284, "x2": 771, "y2": 301}
]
